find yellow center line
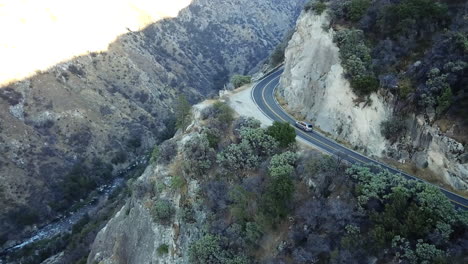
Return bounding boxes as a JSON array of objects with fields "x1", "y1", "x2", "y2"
[
  {"x1": 255, "y1": 72, "x2": 468, "y2": 209},
  {"x1": 259, "y1": 75, "x2": 368, "y2": 164}
]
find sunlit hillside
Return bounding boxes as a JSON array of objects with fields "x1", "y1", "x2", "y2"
[{"x1": 0, "y1": 0, "x2": 191, "y2": 85}]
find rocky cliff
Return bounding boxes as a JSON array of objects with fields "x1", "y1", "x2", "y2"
[
  {"x1": 279, "y1": 12, "x2": 391, "y2": 156},
  {"x1": 278, "y1": 10, "x2": 468, "y2": 192},
  {"x1": 0, "y1": 0, "x2": 306, "y2": 245}
]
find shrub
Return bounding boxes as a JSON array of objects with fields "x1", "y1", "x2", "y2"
[
  {"x1": 269, "y1": 151, "x2": 298, "y2": 169},
  {"x1": 158, "y1": 140, "x2": 178, "y2": 164},
  {"x1": 175, "y1": 95, "x2": 192, "y2": 129},
  {"x1": 170, "y1": 175, "x2": 185, "y2": 190},
  {"x1": 378, "y1": 0, "x2": 449, "y2": 37},
  {"x1": 380, "y1": 117, "x2": 406, "y2": 142},
  {"x1": 436, "y1": 86, "x2": 453, "y2": 115},
  {"x1": 453, "y1": 32, "x2": 468, "y2": 53},
  {"x1": 111, "y1": 151, "x2": 127, "y2": 165},
  {"x1": 151, "y1": 200, "x2": 175, "y2": 224},
  {"x1": 205, "y1": 131, "x2": 221, "y2": 149},
  {"x1": 150, "y1": 145, "x2": 159, "y2": 163},
  {"x1": 346, "y1": 0, "x2": 370, "y2": 22},
  {"x1": 350, "y1": 75, "x2": 379, "y2": 96},
  {"x1": 157, "y1": 244, "x2": 169, "y2": 255},
  {"x1": 212, "y1": 101, "x2": 234, "y2": 126},
  {"x1": 188, "y1": 234, "x2": 225, "y2": 264},
  {"x1": 334, "y1": 29, "x2": 376, "y2": 96},
  {"x1": 270, "y1": 45, "x2": 285, "y2": 66},
  {"x1": 63, "y1": 163, "x2": 98, "y2": 202},
  {"x1": 180, "y1": 204, "x2": 196, "y2": 223},
  {"x1": 262, "y1": 172, "x2": 294, "y2": 222},
  {"x1": 231, "y1": 75, "x2": 252, "y2": 88},
  {"x1": 240, "y1": 127, "x2": 278, "y2": 156},
  {"x1": 346, "y1": 165, "x2": 467, "y2": 260},
  {"x1": 305, "y1": 1, "x2": 327, "y2": 15},
  {"x1": 266, "y1": 121, "x2": 296, "y2": 148},
  {"x1": 245, "y1": 222, "x2": 264, "y2": 246},
  {"x1": 233, "y1": 116, "x2": 261, "y2": 138},
  {"x1": 217, "y1": 141, "x2": 259, "y2": 172},
  {"x1": 183, "y1": 134, "x2": 216, "y2": 176},
  {"x1": 0, "y1": 87, "x2": 23, "y2": 106},
  {"x1": 399, "y1": 78, "x2": 414, "y2": 98},
  {"x1": 127, "y1": 136, "x2": 141, "y2": 149}
]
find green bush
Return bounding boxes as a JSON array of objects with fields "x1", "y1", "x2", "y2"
[
  {"x1": 188, "y1": 234, "x2": 225, "y2": 264},
  {"x1": 350, "y1": 75, "x2": 379, "y2": 96},
  {"x1": 347, "y1": 0, "x2": 370, "y2": 22},
  {"x1": 170, "y1": 175, "x2": 185, "y2": 190},
  {"x1": 151, "y1": 200, "x2": 175, "y2": 224},
  {"x1": 334, "y1": 29, "x2": 377, "y2": 96},
  {"x1": 175, "y1": 95, "x2": 192, "y2": 130},
  {"x1": 183, "y1": 134, "x2": 216, "y2": 176},
  {"x1": 111, "y1": 151, "x2": 127, "y2": 165},
  {"x1": 266, "y1": 121, "x2": 296, "y2": 148},
  {"x1": 380, "y1": 117, "x2": 406, "y2": 142},
  {"x1": 205, "y1": 131, "x2": 220, "y2": 149},
  {"x1": 453, "y1": 32, "x2": 468, "y2": 53},
  {"x1": 305, "y1": 1, "x2": 327, "y2": 15},
  {"x1": 240, "y1": 127, "x2": 278, "y2": 156},
  {"x1": 157, "y1": 244, "x2": 169, "y2": 255},
  {"x1": 346, "y1": 165, "x2": 466, "y2": 258},
  {"x1": 436, "y1": 86, "x2": 453, "y2": 115},
  {"x1": 379, "y1": 0, "x2": 449, "y2": 37},
  {"x1": 262, "y1": 172, "x2": 294, "y2": 222},
  {"x1": 150, "y1": 145, "x2": 159, "y2": 163},
  {"x1": 231, "y1": 75, "x2": 252, "y2": 88},
  {"x1": 269, "y1": 45, "x2": 285, "y2": 66},
  {"x1": 212, "y1": 101, "x2": 234, "y2": 126},
  {"x1": 127, "y1": 136, "x2": 141, "y2": 149},
  {"x1": 217, "y1": 140, "x2": 259, "y2": 172}
]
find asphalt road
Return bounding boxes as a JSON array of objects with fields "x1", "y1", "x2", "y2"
[{"x1": 251, "y1": 67, "x2": 468, "y2": 209}]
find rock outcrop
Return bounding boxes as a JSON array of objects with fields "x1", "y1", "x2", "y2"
[
  {"x1": 278, "y1": 11, "x2": 468, "y2": 191},
  {"x1": 0, "y1": 0, "x2": 306, "y2": 245},
  {"x1": 87, "y1": 102, "x2": 215, "y2": 264},
  {"x1": 279, "y1": 12, "x2": 391, "y2": 156}
]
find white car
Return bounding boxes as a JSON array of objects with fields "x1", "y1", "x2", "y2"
[{"x1": 295, "y1": 121, "x2": 313, "y2": 132}]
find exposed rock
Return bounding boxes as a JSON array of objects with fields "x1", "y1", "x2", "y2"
[
  {"x1": 413, "y1": 152, "x2": 428, "y2": 169},
  {"x1": 460, "y1": 153, "x2": 468, "y2": 164},
  {"x1": 278, "y1": 11, "x2": 468, "y2": 191},
  {"x1": 278, "y1": 11, "x2": 391, "y2": 157},
  {"x1": 87, "y1": 104, "x2": 213, "y2": 264}
]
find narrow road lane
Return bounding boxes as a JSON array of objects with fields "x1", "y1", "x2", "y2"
[{"x1": 252, "y1": 67, "x2": 468, "y2": 209}]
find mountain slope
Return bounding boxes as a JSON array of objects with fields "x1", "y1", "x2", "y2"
[
  {"x1": 278, "y1": 0, "x2": 468, "y2": 192},
  {"x1": 0, "y1": 0, "x2": 306, "y2": 246}
]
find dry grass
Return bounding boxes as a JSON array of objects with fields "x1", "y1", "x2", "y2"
[{"x1": 435, "y1": 118, "x2": 454, "y2": 133}]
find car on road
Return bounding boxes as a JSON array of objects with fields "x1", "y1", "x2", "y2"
[{"x1": 295, "y1": 121, "x2": 313, "y2": 132}]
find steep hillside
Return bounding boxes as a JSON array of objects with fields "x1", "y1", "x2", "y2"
[
  {"x1": 0, "y1": 0, "x2": 306, "y2": 247},
  {"x1": 85, "y1": 101, "x2": 467, "y2": 264},
  {"x1": 278, "y1": 0, "x2": 468, "y2": 192}
]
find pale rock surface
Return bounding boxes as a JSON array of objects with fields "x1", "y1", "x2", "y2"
[
  {"x1": 278, "y1": 11, "x2": 468, "y2": 190},
  {"x1": 279, "y1": 12, "x2": 391, "y2": 156}
]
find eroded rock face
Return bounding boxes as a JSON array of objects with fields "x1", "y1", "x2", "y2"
[
  {"x1": 88, "y1": 132, "x2": 206, "y2": 264},
  {"x1": 279, "y1": 12, "x2": 391, "y2": 156},
  {"x1": 278, "y1": 11, "x2": 468, "y2": 191},
  {"x1": 0, "y1": 0, "x2": 306, "y2": 244}
]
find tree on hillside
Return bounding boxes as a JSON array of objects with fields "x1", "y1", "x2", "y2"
[
  {"x1": 231, "y1": 75, "x2": 252, "y2": 88},
  {"x1": 266, "y1": 121, "x2": 296, "y2": 148},
  {"x1": 175, "y1": 95, "x2": 192, "y2": 130}
]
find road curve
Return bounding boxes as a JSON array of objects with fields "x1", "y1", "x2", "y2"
[{"x1": 251, "y1": 67, "x2": 468, "y2": 209}]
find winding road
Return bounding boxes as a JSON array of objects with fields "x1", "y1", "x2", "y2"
[{"x1": 251, "y1": 67, "x2": 468, "y2": 209}]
